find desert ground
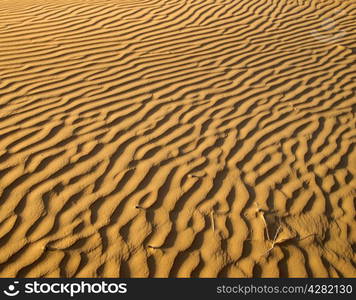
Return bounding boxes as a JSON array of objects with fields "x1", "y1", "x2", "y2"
[{"x1": 0, "y1": 0, "x2": 355, "y2": 278}]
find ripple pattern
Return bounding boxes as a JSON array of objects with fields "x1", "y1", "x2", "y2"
[{"x1": 0, "y1": 0, "x2": 355, "y2": 277}]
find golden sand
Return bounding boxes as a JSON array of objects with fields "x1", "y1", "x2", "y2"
[{"x1": 0, "y1": 0, "x2": 355, "y2": 277}]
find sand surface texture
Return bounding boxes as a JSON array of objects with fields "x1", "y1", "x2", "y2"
[{"x1": 0, "y1": 0, "x2": 355, "y2": 277}]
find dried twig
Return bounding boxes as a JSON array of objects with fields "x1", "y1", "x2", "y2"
[
  {"x1": 263, "y1": 224, "x2": 282, "y2": 256},
  {"x1": 255, "y1": 203, "x2": 270, "y2": 240},
  {"x1": 210, "y1": 211, "x2": 215, "y2": 232}
]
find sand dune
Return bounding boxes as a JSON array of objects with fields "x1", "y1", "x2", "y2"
[{"x1": 0, "y1": 0, "x2": 355, "y2": 278}]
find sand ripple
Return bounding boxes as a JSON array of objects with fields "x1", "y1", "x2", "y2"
[{"x1": 0, "y1": 0, "x2": 355, "y2": 277}]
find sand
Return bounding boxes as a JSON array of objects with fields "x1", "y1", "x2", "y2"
[{"x1": 0, "y1": 0, "x2": 355, "y2": 278}]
